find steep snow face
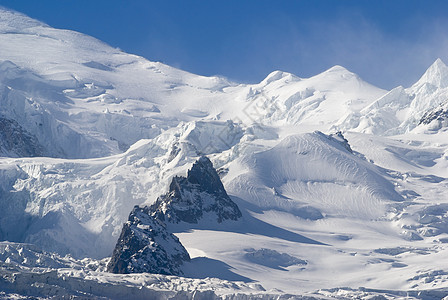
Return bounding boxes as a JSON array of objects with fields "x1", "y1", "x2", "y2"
[
  {"x1": 0, "y1": 8, "x2": 239, "y2": 158},
  {"x1": 337, "y1": 59, "x2": 448, "y2": 135},
  {"x1": 403, "y1": 59, "x2": 448, "y2": 132},
  {"x1": 180, "y1": 121, "x2": 245, "y2": 155},
  {"x1": 0, "y1": 60, "x2": 122, "y2": 158},
  {"x1": 414, "y1": 58, "x2": 448, "y2": 89},
  {"x1": 336, "y1": 86, "x2": 411, "y2": 135}
]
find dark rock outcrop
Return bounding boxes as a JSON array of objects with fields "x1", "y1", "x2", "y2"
[
  {"x1": 151, "y1": 156, "x2": 242, "y2": 224},
  {"x1": 329, "y1": 131, "x2": 353, "y2": 153},
  {"x1": 107, "y1": 205, "x2": 190, "y2": 275},
  {"x1": 0, "y1": 117, "x2": 44, "y2": 157},
  {"x1": 419, "y1": 101, "x2": 448, "y2": 128},
  {"x1": 107, "y1": 156, "x2": 241, "y2": 275}
]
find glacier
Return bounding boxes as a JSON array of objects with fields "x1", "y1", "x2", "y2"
[{"x1": 0, "y1": 6, "x2": 448, "y2": 299}]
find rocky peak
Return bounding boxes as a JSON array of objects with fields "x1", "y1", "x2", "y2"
[
  {"x1": 152, "y1": 156, "x2": 242, "y2": 224},
  {"x1": 107, "y1": 156, "x2": 242, "y2": 275},
  {"x1": 106, "y1": 205, "x2": 190, "y2": 275},
  {"x1": 186, "y1": 156, "x2": 227, "y2": 195}
]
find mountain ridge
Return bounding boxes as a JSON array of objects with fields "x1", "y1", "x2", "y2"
[{"x1": 2, "y1": 5, "x2": 447, "y2": 160}]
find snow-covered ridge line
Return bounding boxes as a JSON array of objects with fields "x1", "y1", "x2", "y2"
[
  {"x1": 3, "y1": 3, "x2": 448, "y2": 160},
  {"x1": 337, "y1": 59, "x2": 448, "y2": 135},
  {"x1": 0, "y1": 6, "x2": 387, "y2": 159},
  {"x1": 2, "y1": 7, "x2": 448, "y2": 161}
]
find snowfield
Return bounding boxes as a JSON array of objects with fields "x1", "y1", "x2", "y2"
[{"x1": 1, "y1": 6, "x2": 448, "y2": 299}]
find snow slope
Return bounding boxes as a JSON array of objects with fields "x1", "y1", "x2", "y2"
[
  {"x1": 1, "y1": 6, "x2": 448, "y2": 299},
  {"x1": 337, "y1": 58, "x2": 448, "y2": 135}
]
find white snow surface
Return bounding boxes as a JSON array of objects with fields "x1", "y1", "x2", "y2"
[
  {"x1": 1, "y1": 6, "x2": 448, "y2": 299},
  {"x1": 337, "y1": 58, "x2": 448, "y2": 135}
]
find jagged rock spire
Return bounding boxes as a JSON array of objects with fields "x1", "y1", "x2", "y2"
[
  {"x1": 151, "y1": 156, "x2": 242, "y2": 224},
  {"x1": 107, "y1": 156, "x2": 242, "y2": 275}
]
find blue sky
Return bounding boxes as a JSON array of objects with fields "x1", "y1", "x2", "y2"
[{"x1": 1, "y1": 1, "x2": 448, "y2": 89}]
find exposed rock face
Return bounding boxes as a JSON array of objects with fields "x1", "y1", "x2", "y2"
[
  {"x1": 151, "y1": 156, "x2": 242, "y2": 224},
  {"x1": 106, "y1": 205, "x2": 190, "y2": 275},
  {"x1": 0, "y1": 117, "x2": 44, "y2": 157},
  {"x1": 419, "y1": 101, "x2": 448, "y2": 129},
  {"x1": 107, "y1": 156, "x2": 241, "y2": 275},
  {"x1": 328, "y1": 131, "x2": 353, "y2": 153}
]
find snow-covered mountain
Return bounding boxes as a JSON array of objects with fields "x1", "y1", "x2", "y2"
[
  {"x1": 337, "y1": 58, "x2": 448, "y2": 135},
  {"x1": 0, "y1": 7, "x2": 391, "y2": 159},
  {"x1": 1, "y1": 6, "x2": 448, "y2": 299}
]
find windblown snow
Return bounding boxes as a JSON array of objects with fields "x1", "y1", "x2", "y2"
[{"x1": 1, "y1": 6, "x2": 448, "y2": 300}]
